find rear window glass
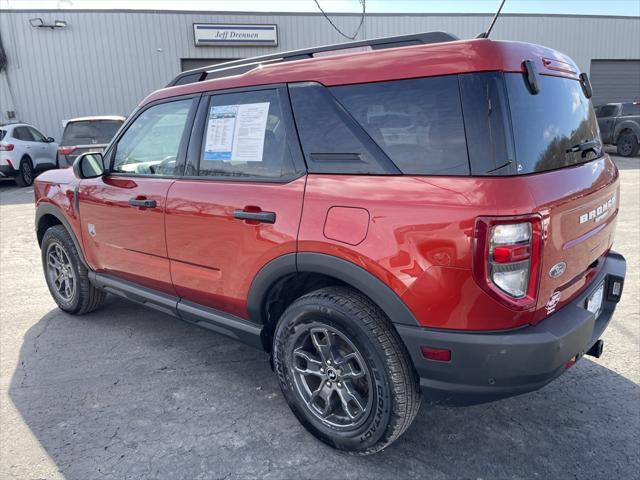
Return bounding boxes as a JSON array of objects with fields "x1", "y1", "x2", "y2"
[
  {"x1": 0, "y1": 129, "x2": 5, "y2": 141},
  {"x1": 62, "y1": 120, "x2": 123, "y2": 145},
  {"x1": 505, "y1": 73, "x2": 601, "y2": 174},
  {"x1": 331, "y1": 76, "x2": 470, "y2": 175}
]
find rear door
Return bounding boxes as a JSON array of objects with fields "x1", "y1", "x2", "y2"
[
  {"x1": 165, "y1": 86, "x2": 306, "y2": 319},
  {"x1": 78, "y1": 97, "x2": 197, "y2": 295},
  {"x1": 504, "y1": 73, "x2": 619, "y2": 321}
]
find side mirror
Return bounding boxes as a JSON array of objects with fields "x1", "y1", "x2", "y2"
[
  {"x1": 46, "y1": 137, "x2": 55, "y2": 143},
  {"x1": 73, "y1": 152, "x2": 105, "y2": 179}
]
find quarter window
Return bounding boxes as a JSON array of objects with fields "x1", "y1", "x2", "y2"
[
  {"x1": 198, "y1": 89, "x2": 296, "y2": 179},
  {"x1": 113, "y1": 99, "x2": 193, "y2": 176},
  {"x1": 331, "y1": 76, "x2": 470, "y2": 175}
]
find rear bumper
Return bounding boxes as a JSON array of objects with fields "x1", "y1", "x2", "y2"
[
  {"x1": 0, "y1": 164, "x2": 17, "y2": 177},
  {"x1": 397, "y1": 251, "x2": 626, "y2": 405}
]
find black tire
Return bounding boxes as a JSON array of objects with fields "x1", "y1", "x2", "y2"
[
  {"x1": 616, "y1": 133, "x2": 639, "y2": 157},
  {"x1": 15, "y1": 157, "x2": 33, "y2": 187},
  {"x1": 273, "y1": 286, "x2": 421, "y2": 454},
  {"x1": 41, "y1": 225, "x2": 106, "y2": 315}
]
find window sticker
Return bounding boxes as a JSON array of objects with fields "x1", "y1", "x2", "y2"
[{"x1": 204, "y1": 102, "x2": 270, "y2": 162}]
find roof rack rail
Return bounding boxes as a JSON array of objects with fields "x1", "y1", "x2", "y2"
[{"x1": 167, "y1": 31, "x2": 459, "y2": 87}]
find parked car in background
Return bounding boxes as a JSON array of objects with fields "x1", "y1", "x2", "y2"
[
  {"x1": 0, "y1": 123, "x2": 58, "y2": 187},
  {"x1": 596, "y1": 102, "x2": 640, "y2": 157},
  {"x1": 58, "y1": 116, "x2": 125, "y2": 167}
]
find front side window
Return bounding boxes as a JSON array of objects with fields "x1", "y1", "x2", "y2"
[
  {"x1": 332, "y1": 76, "x2": 470, "y2": 175},
  {"x1": 13, "y1": 127, "x2": 35, "y2": 142},
  {"x1": 506, "y1": 73, "x2": 601, "y2": 174},
  {"x1": 113, "y1": 99, "x2": 192, "y2": 176},
  {"x1": 198, "y1": 89, "x2": 296, "y2": 179},
  {"x1": 27, "y1": 127, "x2": 47, "y2": 142}
]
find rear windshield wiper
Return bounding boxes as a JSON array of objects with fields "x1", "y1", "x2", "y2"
[{"x1": 566, "y1": 139, "x2": 601, "y2": 157}]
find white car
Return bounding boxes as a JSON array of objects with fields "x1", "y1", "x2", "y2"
[{"x1": 0, "y1": 123, "x2": 58, "y2": 187}]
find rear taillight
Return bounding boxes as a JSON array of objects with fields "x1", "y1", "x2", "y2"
[
  {"x1": 58, "y1": 146, "x2": 77, "y2": 155},
  {"x1": 473, "y1": 215, "x2": 543, "y2": 310},
  {"x1": 0, "y1": 143, "x2": 14, "y2": 151}
]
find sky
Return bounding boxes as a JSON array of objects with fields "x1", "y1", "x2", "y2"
[{"x1": 1, "y1": 0, "x2": 639, "y2": 16}]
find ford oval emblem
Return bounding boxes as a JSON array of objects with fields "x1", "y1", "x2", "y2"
[{"x1": 549, "y1": 262, "x2": 567, "y2": 278}]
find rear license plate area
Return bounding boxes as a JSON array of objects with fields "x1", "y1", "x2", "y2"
[{"x1": 586, "y1": 282, "x2": 604, "y2": 317}]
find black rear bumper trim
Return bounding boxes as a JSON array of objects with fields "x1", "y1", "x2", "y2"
[{"x1": 397, "y1": 250, "x2": 626, "y2": 405}]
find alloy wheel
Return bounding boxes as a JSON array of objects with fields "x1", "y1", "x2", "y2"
[
  {"x1": 291, "y1": 324, "x2": 373, "y2": 430},
  {"x1": 46, "y1": 242, "x2": 76, "y2": 302},
  {"x1": 21, "y1": 161, "x2": 32, "y2": 185}
]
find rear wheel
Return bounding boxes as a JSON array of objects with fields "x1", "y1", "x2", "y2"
[
  {"x1": 272, "y1": 287, "x2": 421, "y2": 454},
  {"x1": 41, "y1": 225, "x2": 106, "y2": 314},
  {"x1": 617, "y1": 133, "x2": 639, "y2": 157},
  {"x1": 15, "y1": 158, "x2": 33, "y2": 187}
]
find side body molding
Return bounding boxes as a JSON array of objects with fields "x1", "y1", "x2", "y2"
[{"x1": 247, "y1": 252, "x2": 420, "y2": 327}]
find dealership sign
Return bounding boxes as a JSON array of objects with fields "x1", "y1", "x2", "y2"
[{"x1": 194, "y1": 24, "x2": 278, "y2": 47}]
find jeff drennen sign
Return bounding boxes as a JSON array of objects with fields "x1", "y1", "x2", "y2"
[{"x1": 194, "y1": 24, "x2": 278, "y2": 47}]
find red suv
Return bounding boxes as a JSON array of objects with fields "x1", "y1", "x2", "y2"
[{"x1": 34, "y1": 33, "x2": 626, "y2": 454}]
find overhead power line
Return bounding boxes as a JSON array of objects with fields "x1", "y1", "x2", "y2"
[{"x1": 313, "y1": 0, "x2": 366, "y2": 40}]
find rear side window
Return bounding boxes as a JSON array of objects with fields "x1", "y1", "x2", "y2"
[
  {"x1": 332, "y1": 76, "x2": 470, "y2": 175},
  {"x1": 198, "y1": 89, "x2": 297, "y2": 179},
  {"x1": 0, "y1": 129, "x2": 5, "y2": 141},
  {"x1": 289, "y1": 82, "x2": 396, "y2": 175},
  {"x1": 62, "y1": 120, "x2": 123, "y2": 145}
]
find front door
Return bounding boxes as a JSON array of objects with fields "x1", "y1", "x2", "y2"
[
  {"x1": 78, "y1": 97, "x2": 197, "y2": 295},
  {"x1": 165, "y1": 87, "x2": 306, "y2": 319}
]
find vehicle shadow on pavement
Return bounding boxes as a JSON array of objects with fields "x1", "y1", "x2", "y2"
[
  {"x1": 0, "y1": 180, "x2": 35, "y2": 206},
  {"x1": 9, "y1": 298, "x2": 640, "y2": 479}
]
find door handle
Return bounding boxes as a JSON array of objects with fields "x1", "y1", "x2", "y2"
[
  {"x1": 233, "y1": 209, "x2": 276, "y2": 224},
  {"x1": 128, "y1": 197, "x2": 157, "y2": 209}
]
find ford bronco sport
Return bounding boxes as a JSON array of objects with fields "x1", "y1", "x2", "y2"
[{"x1": 34, "y1": 33, "x2": 626, "y2": 454}]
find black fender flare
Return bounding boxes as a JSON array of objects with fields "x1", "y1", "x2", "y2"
[
  {"x1": 35, "y1": 203, "x2": 89, "y2": 269},
  {"x1": 614, "y1": 121, "x2": 640, "y2": 142},
  {"x1": 247, "y1": 252, "x2": 420, "y2": 327}
]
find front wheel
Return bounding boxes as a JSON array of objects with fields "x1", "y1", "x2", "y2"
[
  {"x1": 272, "y1": 287, "x2": 421, "y2": 454},
  {"x1": 41, "y1": 225, "x2": 106, "y2": 314},
  {"x1": 617, "y1": 133, "x2": 639, "y2": 157}
]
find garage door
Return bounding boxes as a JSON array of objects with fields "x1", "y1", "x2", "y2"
[{"x1": 590, "y1": 60, "x2": 640, "y2": 105}]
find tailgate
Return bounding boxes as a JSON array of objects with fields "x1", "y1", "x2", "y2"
[{"x1": 526, "y1": 156, "x2": 619, "y2": 322}]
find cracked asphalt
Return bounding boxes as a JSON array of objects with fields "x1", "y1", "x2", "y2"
[{"x1": 1, "y1": 154, "x2": 638, "y2": 479}]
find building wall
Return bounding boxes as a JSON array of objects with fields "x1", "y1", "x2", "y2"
[{"x1": 1, "y1": 10, "x2": 639, "y2": 139}]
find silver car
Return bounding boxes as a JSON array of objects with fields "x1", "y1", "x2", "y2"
[{"x1": 58, "y1": 116, "x2": 125, "y2": 167}]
